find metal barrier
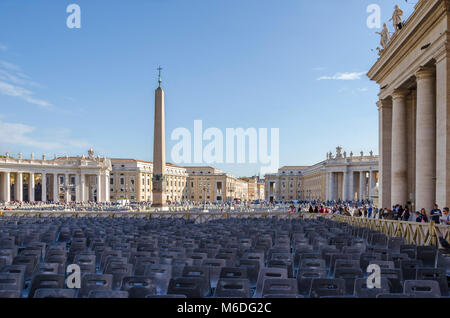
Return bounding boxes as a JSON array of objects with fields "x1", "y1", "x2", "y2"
[{"x1": 332, "y1": 214, "x2": 450, "y2": 248}]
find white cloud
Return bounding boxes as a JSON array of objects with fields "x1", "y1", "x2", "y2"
[
  {"x1": 0, "y1": 80, "x2": 52, "y2": 109},
  {"x1": 0, "y1": 60, "x2": 21, "y2": 71},
  {"x1": 317, "y1": 71, "x2": 367, "y2": 81},
  {"x1": 0, "y1": 59, "x2": 52, "y2": 109},
  {"x1": 0, "y1": 117, "x2": 91, "y2": 152}
]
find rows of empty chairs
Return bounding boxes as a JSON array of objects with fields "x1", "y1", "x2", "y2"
[{"x1": 0, "y1": 216, "x2": 449, "y2": 298}]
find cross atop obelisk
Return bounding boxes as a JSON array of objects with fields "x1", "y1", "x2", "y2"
[
  {"x1": 157, "y1": 66, "x2": 163, "y2": 88},
  {"x1": 152, "y1": 66, "x2": 167, "y2": 208}
]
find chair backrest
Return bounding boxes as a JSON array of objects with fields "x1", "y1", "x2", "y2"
[
  {"x1": 309, "y1": 278, "x2": 346, "y2": 298},
  {"x1": 79, "y1": 274, "x2": 113, "y2": 298},
  {"x1": 369, "y1": 260, "x2": 395, "y2": 269},
  {"x1": 400, "y1": 245, "x2": 417, "y2": 259},
  {"x1": 267, "y1": 259, "x2": 294, "y2": 278},
  {"x1": 214, "y1": 278, "x2": 250, "y2": 298},
  {"x1": 144, "y1": 264, "x2": 172, "y2": 295},
  {"x1": 417, "y1": 246, "x2": 438, "y2": 268},
  {"x1": 12, "y1": 255, "x2": 37, "y2": 279},
  {"x1": 74, "y1": 254, "x2": 96, "y2": 274},
  {"x1": 388, "y1": 253, "x2": 409, "y2": 268},
  {"x1": 254, "y1": 267, "x2": 288, "y2": 298},
  {"x1": 416, "y1": 268, "x2": 449, "y2": 296},
  {"x1": 32, "y1": 263, "x2": 60, "y2": 277},
  {"x1": 202, "y1": 259, "x2": 226, "y2": 289},
  {"x1": 88, "y1": 290, "x2": 129, "y2": 298},
  {"x1": 219, "y1": 267, "x2": 248, "y2": 280},
  {"x1": 134, "y1": 257, "x2": 160, "y2": 276},
  {"x1": 403, "y1": 280, "x2": 441, "y2": 298},
  {"x1": 0, "y1": 290, "x2": 21, "y2": 298},
  {"x1": 238, "y1": 259, "x2": 260, "y2": 286},
  {"x1": 0, "y1": 272, "x2": 23, "y2": 292},
  {"x1": 387, "y1": 237, "x2": 404, "y2": 251},
  {"x1": 33, "y1": 288, "x2": 76, "y2": 298},
  {"x1": 401, "y1": 259, "x2": 423, "y2": 280},
  {"x1": 299, "y1": 259, "x2": 326, "y2": 270},
  {"x1": 262, "y1": 278, "x2": 298, "y2": 297},
  {"x1": 334, "y1": 259, "x2": 360, "y2": 273},
  {"x1": 353, "y1": 278, "x2": 390, "y2": 298},
  {"x1": 28, "y1": 274, "x2": 65, "y2": 298},
  {"x1": 333, "y1": 268, "x2": 363, "y2": 295},
  {"x1": 182, "y1": 265, "x2": 211, "y2": 292},
  {"x1": 167, "y1": 277, "x2": 209, "y2": 298}
]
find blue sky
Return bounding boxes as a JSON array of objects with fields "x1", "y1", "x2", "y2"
[{"x1": 0, "y1": 0, "x2": 415, "y2": 177}]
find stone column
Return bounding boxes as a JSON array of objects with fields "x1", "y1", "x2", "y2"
[
  {"x1": 435, "y1": 51, "x2": 450, "y2": 208},
  {"x1": 378, "y1": 99, "x2": 392, "y2": 208},
  {"x1": 329, "y1": 173, "x2": 335, "y2": 201},
  {"x1": 406, "y1": 91, "x2": 417, "y2": 208},
  {"x1": 29, "y1": 173, "x2": 35, "y2": 202},
  {"x1": 65, "y1": 174, "x2": 70, "y2": 202},
  {"x1": 369, "y1": 170, "x2": 374, "y2": 200},
  {"x1": 75, "y1": 174, "x2": 80, "y2": 202},
  {"x1": 16, "y1": 172, "x2": 23, "y2": 202},
  {"x1": 325, "y1": 172, "x2": 331, "y2": 201},
  {"x1": 348, "y1": 171, "x2": 354, "y2": 201},
  {"x1": 391, "y1": 89, "x2": 409, "y2": 206},
  {"x1": 80, "y1": 174, "x2": 86, "y2": 203},
  {"x1": 359, "y1": 171, "x2": 365, "y2": 201},
  {"x1": 41, "y1": 173, "x2": 47, "y2": 202},
  {"x1": 415, "y1": 67, "x2": 436, "y2": 212},
  {"x1": 104, "y1": 173, "x2": 110, "y2": 202},
  {"x1": 3, "y1": 172, "x2": 10, "y2": 202},
  {"x1": 53, "y1": 173, "x2": 59, "y2": 202},
  {"x1": 97, "y1": 174, "x2": 102, "y2": 202}
]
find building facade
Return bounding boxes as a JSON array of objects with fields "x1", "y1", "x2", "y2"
[
  {"x1": 109, "y1": 159, "x2": 188, "y2": 203},
  {"x1": 0, "y1": 150, "x2": 111, "y2": 203},
  {"x1": 368, "y1": 0, "x2": 450, "y2": 211},
  {"x1": 0, "y1": 150, "x2": 255, "y2": 204},
  {"x1": 184, "y1": 167, "x2": 251, "y2": 203},
  {"x1": 265, "y1": 147, "x2": 379, "y2": 203}
]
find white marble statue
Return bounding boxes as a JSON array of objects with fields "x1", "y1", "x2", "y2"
[
  {"x1": 390, "y1": 5, "x2": 404, "y2": 32},
  {"x1": 376, "y1": 23, "x2": 390, "y2": 49}
]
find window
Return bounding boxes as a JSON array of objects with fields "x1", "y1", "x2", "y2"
[
  {"x1": 110, "y1": 178, "x2": 114, "y2": 185},
  {"x1": 120, "y1": 178, "x2": 124, "y2": 185},
  {"x1": 131, "y1": 179, "x2": 134, "y2": 185}
]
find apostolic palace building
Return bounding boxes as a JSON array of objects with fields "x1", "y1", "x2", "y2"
[{"x1": 368, "y1": 0, "x2": 450, "y2": 211}]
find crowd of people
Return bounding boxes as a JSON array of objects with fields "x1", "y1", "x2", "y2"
[{"x1": 281, "y1": 199, "x2": 450, "y2": 226}]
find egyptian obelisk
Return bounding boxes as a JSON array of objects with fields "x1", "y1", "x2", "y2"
[{"x1": 152, "y1": 66, "x2": 167, "y2": 208}]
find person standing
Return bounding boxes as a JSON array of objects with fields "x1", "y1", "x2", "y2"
[
  {"x1": 420, "y1": 209, "x2": 429, "y2": 223},
  {"x1": 440, "y1": 207, "x2": 450, "y2": 225},
  {"x1": 401, "y1": 207, "x2": 410, "y2": 221},
  {"x1": 430, "y1": 204, "x2": 442, "y2": 224}
]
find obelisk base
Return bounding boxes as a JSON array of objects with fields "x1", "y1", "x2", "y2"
[{"x1": 152, "y1": 178, "x2": 167, "y2": 208}]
